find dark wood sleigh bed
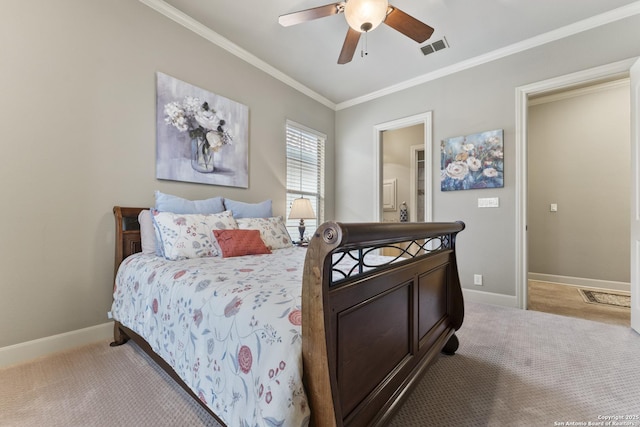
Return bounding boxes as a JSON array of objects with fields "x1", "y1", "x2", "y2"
[{"x1": 111, "y1": 206, "x2": 465, "y2": 427}]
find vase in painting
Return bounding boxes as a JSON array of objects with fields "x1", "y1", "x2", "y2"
[{"x1": 191, "y1": 136, "x2": 216, "y2": 173}]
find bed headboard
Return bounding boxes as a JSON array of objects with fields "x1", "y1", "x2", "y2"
[{"x1": 113, "y1": 206, "x2": 145, "y2": 281}]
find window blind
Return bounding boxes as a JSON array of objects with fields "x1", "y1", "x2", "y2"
[{"x1": 285, "y1": 120, "x2": 325, "y2": 241}]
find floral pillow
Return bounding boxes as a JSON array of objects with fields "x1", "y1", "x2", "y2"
[
  {"x1": 213, "y1": 229, "x2": 272, "y2": 258},
  {"x1": 236, "y1": 216, "x2": 293, "y2": 250},
  {"x1": 152, "y1": 210, "x2": 237, "y2": 260}
]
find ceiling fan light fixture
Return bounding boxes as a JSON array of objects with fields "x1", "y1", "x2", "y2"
[{"x1": 344, "y1": 0, "x2": 389, "y2": 33}]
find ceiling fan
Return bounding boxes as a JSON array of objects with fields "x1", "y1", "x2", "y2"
[{"x1": 278, "y1": 0, "x2": 434, "y2": 64}]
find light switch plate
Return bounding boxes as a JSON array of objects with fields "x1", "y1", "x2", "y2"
[{"x1": 478, "y1": 197, "x2": 499, "y2": 208}]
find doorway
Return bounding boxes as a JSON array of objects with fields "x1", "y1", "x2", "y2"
[
  {"x1": 515, "y1": 57, "x2": 639, "y2": 333},
  {"x1": 526, "y1": 79, "x2": 631, "y2": 325}
]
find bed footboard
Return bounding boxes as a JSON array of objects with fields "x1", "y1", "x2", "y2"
[{"x1": 302, "y1": 221, "x2": 465, "y2": 427}]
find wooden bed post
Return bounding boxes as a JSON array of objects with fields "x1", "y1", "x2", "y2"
[
  {"x1": 111, "y1": 206, "x2": 144, "y2": 347},
  {"x1": 110, "y1": 321, "x2": 129, "y2": 347},
  {"x1": 302, "y1": 223, "x2": 344, "y2": 427}
]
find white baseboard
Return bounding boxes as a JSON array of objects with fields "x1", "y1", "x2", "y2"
[
  {"x1": 528, "y1": 273, "x2": 630, "y2": 292},
  {"x1": 0, "y1": 322, "x2": 113, "y2": 369},
  {"x1": 462, "y1": 288, "x2": 519, "y2": 308}
]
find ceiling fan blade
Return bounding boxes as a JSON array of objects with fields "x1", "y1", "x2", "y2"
[
  {"x1": 278, "y1": 3, "x2": 344, "y2": 27},
  {"x1": 384, "y1": 7, "x2": 434, "y2": 43},
  {"x1": 338, "y1": 27, "x2": 361, "y2": 64}
]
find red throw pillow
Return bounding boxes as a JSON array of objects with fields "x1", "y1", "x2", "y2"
[{"x1": 213, "y1": 229, "x2": 272, "y2": 258}]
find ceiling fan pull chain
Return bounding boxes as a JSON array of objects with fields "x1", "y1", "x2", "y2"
[{"x1": 361, "y1": 31, "x2": 368, "y2": 58}]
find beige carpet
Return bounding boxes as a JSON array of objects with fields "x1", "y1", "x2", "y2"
[
  {"x1": 0, "y1": 338, "x2": 220, "y2": 427},
  {"x1": 2, "y1": 302, "x2": 640, "y2": 426}
]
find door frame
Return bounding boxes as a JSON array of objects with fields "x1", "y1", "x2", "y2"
[
  {"x1": 373, "y1": 112, "x2": 433, "y2": 222},
  {"x1": 515, "y1": 57, "x2": 637, "y2": 310},
  {"x1": 409, "y1": 144, "x2": 424, "y2": 222},
  {"x1": 630, "y1": 58, "x2": 640, "y2": 333}
]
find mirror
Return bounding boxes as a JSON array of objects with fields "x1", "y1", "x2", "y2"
[{"x1": 381, "y1": 123, "x2": 426, "y2": 223}]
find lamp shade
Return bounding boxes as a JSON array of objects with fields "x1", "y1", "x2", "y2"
[
  {"x1": 289, "y1": 197, "x2": 316, "y2": 220},
  {"x1": 344, "y1": 0, "x2": 389, "y2": 32}
]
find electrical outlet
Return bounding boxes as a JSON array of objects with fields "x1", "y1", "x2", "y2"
[{"x1": 473, "y1": 274, "x2": 483, "y2": 286}]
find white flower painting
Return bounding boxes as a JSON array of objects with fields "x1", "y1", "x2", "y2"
[
  {"x1": 156, "y1": 72, "x2": 249, "y2": 188},
  {"x1": 441, "y1": 129, "x2": 504, "y2": 191}
]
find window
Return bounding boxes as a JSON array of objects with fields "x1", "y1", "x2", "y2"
[{"x1": 286, "y1": 120, "x2": 325, "y2": 240}]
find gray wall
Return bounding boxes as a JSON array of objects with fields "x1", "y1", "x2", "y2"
[
  {"x1": 0, "y1": 0, "x2": 334, "y2": 348},
  {"x1": 528, "y1": 81, "x2": 630, "y2": 283},
  {"x1": 335, "y1": 16, "x2": 640, "y2": 298}
]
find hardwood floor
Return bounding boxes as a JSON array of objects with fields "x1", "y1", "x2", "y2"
[{"x1": 528, "y1": 280, "x2": 630, "y2": 327}]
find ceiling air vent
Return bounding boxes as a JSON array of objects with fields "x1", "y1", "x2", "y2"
[
  {"x1": 421, "y1": 45, "x2": 435, "y2": 55},
  {"x1": 421, "y1": 37, "x2": 449, "y2": 56}
]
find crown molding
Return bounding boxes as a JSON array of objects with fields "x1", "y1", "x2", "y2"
[
  {"x1": 335, "y1": 1, "x2": 640, "y2": 110},
  {"x1": 139, "y1": 0, "x2": 336, "y2": 110},
  {"x1": 140, "y1": 0, "x2": 640, "y2": 112}
]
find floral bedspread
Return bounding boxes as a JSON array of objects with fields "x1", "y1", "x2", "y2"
[{"x1": 111, "y1": 247, "x2": 310, "y2": 427}]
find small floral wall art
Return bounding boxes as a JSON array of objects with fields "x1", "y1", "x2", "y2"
[
  {"x1": 441, "y1": 129, "x2": 504, "y2": 191},
  {"x1": 156, "y1": 72, "x2": 249, "y2": 188}
]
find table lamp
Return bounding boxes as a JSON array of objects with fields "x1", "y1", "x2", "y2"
[{"x1": 289, "y1": 197, "x2": 316, "y2": 243}]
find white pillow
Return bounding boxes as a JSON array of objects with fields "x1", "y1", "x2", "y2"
[
  {"x1": 223, "y1": 198, "x2": 272, "y2": 218},
  {"x1": 236, "y1": 216, "x2": 293, "y2": 250},
  {"x1": 152, "y1": 210, "x2": 238, "y2": 260},
  {"x1": 138, "y1": 210, "x2": 156, "y2": 255},
  {"x1": 155, "y1": 191, "x2": 225, "y2": 214}
]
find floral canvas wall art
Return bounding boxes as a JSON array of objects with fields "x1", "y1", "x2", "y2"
[
  {"x1": 156, "y1": 72, "x2": 249, "y2": 188},
  {"x1": 441, "y1": 129, "x2": 504, "y2": 191}
]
